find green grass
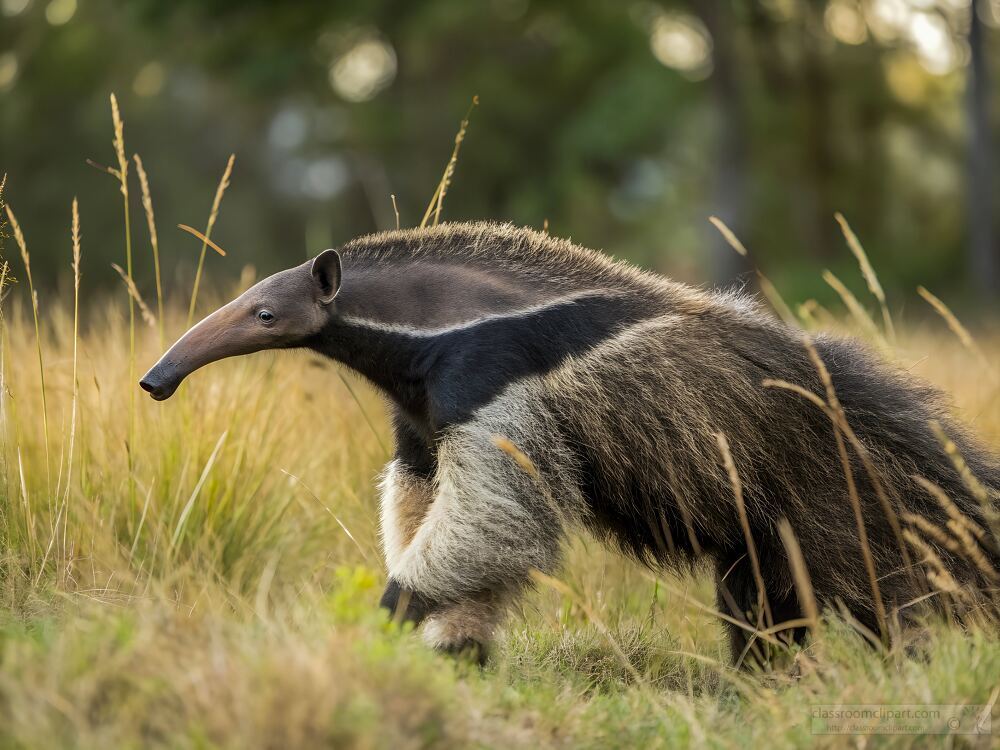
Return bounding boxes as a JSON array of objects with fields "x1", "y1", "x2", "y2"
[
  {"x1": 0, "y1": 249, "x2": 997, "y2": 748},
  {"x1": 1, "y1": 113, "x2": 999, "y2": 748}
]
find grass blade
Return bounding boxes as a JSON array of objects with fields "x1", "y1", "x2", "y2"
[
  {"x1": 917, "y1": 286, "x2": 996, "y2": 383},
  {"x1": 835, "y1": 212, "x2": 895, "y2": 344},
  {"x1": 709, "y1": 215, "x2": 797, "y2": 326},
  {"x1": 420, "y1": 96, "x2": 477, "y2": 229},
  {"x1": 111, "y1": 263, "x2": 157, "y2": 328},
  {"x1": 4, "y1": 203, "x2": 50, "y2": 492},
  {"x1": 134, "y1": 154, "x2": 165, "y2": 348},
  {"x1": 822, "y1": 269, "x2": 887, "y2": 349},
  {"x1": 187, "y1": 154, "x2": 235, "y2": 328},
  {"x1": 171, "y1": 430, "x2": 228, "y2": 552},
  {"x1": 109, "y1": 93, "x2": 137, "y2": 513}
]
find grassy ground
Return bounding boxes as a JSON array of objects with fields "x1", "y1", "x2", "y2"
[
  {"x1": 1, "y1": 128, "x2": 999, "y2": 746},
  {"x1": 0, "y1": 254, "x2": 997, "y2": 749}
]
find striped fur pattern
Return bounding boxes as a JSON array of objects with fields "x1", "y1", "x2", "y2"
[
  {"x1": 144, "y1": 221, "x2": 1000, "y2": 663},
  {"x1": 306, "y1": 222, "x2": 1000, "y2": 662}
]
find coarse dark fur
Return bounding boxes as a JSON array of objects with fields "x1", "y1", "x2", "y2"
[{"x1": 142, "y1": 222, "x2": 1000, "y2": 664}]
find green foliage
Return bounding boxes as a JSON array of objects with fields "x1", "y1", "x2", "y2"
[{"x1": 1, "y1": 1, "x2": 997, "y2": 306}]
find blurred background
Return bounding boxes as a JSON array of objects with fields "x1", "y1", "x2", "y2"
[{"x1": 1, "y1": 0, "x2": 998, "y2": 311}]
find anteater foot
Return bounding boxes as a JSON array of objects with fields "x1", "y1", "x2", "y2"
[
  {"x1": 437, "y1": 637, "x2": 489, "y2": 667},
  {"x1": 379, "y1": 578, "x2": 436, "y2": 626}
]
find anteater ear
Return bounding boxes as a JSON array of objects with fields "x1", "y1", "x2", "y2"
[{"x1": 311, "y1": 249, "x2": 342, "y2": 304}]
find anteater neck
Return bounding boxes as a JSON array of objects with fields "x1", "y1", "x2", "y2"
[
  {"x1": 308, "y1": 254, "x2": 564, "y2": 429},
  {"x1": 310, "y1": 324, "x2": 434, "y2": 427},
  {"x1": 308, "y1": 253, "x2": 663, "y2": 435}
]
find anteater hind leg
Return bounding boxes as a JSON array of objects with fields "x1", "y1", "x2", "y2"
[
  {"x1": 716, "y1": 555, "x2": 806, "y2": 668},
  {"x1": 420, "y1": 593, "x2": 509, "y2": 666},
  {"x1": 384, "y1": 427, "x2": 570, "y2": 660}
]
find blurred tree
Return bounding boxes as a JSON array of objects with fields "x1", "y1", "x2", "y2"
[
  {"x1": 689, "y1": 0, "x2": 753, "y2": 282},
  {"x1": 0, "y1": 0, "x2": 996, "y2": 311},
  {"x1": 966, "y1": 0, "x2": 998, "y2": 295}
]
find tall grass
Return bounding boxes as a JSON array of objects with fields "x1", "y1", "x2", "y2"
[
  {"x1": 3, "y1": 203, "x2": 49, "y2": 493},
  {"x1": 918, "y1": 285, "x2": 998, "y2": 383},
  {"x1": 0, "y1": 110, "x2": 997, "y2": 747},
  {"x1": 134, "y1": 154, "x2": 165, "y2": 348},
  {"x1": 0, "y1": 172, "x2": 8, "y2": 264},
  {"x1": 835, "y1": 212, "x2": 896, "y2": 345},
  {"x1": 709, "y1": 215, "x2": 797, "y2": 326},
  {"x1": 716, "y1": 432, "x2": 773, "y2": 640},
  {"x1": 106, "y1": 93, "x2": 138, "y2": 514},
  {"x1": 420, "y1": 95, "x2": 478, "y2": 228},
  {"x1": 187, "y1": 154, "x2": 235, "y2": 328}
]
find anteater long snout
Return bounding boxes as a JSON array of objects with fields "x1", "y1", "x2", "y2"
[
  {"x1": 139, "y1": 361, "x2": 183, "y2": 401},
  {"x1": 140, "y1": 298, "x2": 249, "y2": 401}
]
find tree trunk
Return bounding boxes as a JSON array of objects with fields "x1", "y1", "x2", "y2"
[
  {"x1": 966, "y1": 0, "x2": 998, "y2": 297},
  {"x1": 696, "y1": 0, "x2": 753, "y2": 285}
]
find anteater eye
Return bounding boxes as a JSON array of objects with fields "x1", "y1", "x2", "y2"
[{"x1": 257, "y1": 310, "x2": 274, "y2": 323}]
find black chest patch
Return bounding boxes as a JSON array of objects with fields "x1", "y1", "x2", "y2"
[{"x1": 424, "y1": 292, "x2": 655, "y2": 426}]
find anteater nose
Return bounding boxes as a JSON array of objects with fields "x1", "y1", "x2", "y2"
[{"x1": 139, "y1": 368, "x2": 177, "y2": 400}]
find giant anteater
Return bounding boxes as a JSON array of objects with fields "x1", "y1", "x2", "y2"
[{"x1": 140, "y1": 222, "x2": 1000, "y2": 663}]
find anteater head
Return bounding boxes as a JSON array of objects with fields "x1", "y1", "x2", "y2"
[{"x1": 139, "y1": 249, "x2": 342, "y2": 401}]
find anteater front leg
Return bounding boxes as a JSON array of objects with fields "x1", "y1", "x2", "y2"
[
  {"x1": 379, "y1": 459, "x2": 436, "y2": 588},
  {"x1": 378, "y1": 418, "x2": 438, "y2": 625},
  {"x1": 382, "y1": 426, "x2": 569, "y2": 662}
]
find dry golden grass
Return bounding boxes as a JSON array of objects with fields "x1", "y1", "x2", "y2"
[
  {"x1": 133, "y1": 154, "x2": 164, "y2": 348},
  {"x1": 0, "y1": 103, "x2": 998, "y2": 749},
  {"x1": 0, "y1": 216, "x2": 997, "y2": 747},
  {"x1": 420, "y1": 95, "x2": 478, "y2": 229},
  {"x1": 187, "y1": 154, "x2": 235, "y2": 328}
]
